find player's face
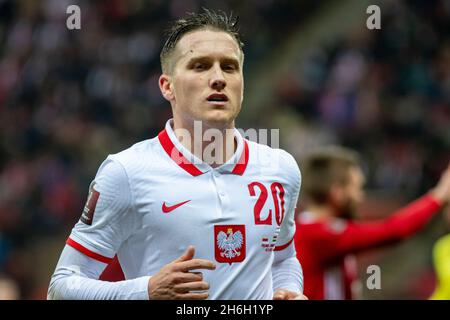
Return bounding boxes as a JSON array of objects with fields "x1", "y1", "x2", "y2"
[
  {"x1": 161, "y1": 29, "x2": 244, "y2": 128},
  {"x1": 338, "y1": 166, "x2": 366, "y2": 219}
]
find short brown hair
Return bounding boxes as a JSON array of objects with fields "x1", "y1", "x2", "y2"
[
  {"x1": 301, "y1": 146, "x2": 360, "y2": 204},
  {"x1": 160, "y1": 8, "x2": 244, "y2": 74}
]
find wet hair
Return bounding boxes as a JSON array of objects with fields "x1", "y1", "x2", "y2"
[{"x1": 160, "y1": 8, "x2": 244, "y2": 74}]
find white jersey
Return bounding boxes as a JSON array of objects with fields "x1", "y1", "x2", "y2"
[{"x1": 67, "y1": 119, "x2": 301, "y2": 299}]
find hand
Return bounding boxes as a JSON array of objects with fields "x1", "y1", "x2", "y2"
[
  {"x1": 273, "y1": 289, "x2": 308, "y2": 300},
  {"x1": 430, "y1": 163, "x2": 450, "y2": 205},
  {"x1": 148, "y1": 245, "x2": 216, "y2": 300}
]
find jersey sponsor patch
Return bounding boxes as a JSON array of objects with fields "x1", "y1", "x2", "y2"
[
  {"x1": 80, "y1": 183, "x2": 100, "y2": 225},
  {"x1": 214, "y1": 225, "x2": 246, "y2": 264},
  {"x1": 260, "y1": 230, "x2": 279, "y2": 252}
]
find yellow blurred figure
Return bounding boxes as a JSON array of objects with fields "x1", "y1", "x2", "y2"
[{"x1": 430, "y1": 233, "x2": 450, "y2": 300}]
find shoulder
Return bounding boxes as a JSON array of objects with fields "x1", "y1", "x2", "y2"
[
  {"x1": 109, "y1": 138, "x2": 157, "y2": 164},
  {"x1": 298, "y1": 215, "x2": 348, "y2": 235},
  {"x1": 296, "y1": 219, "x2": 348, "y2": 245},
  {"x1": 247, "y1": 139, "x2": 301, "y2": 182},
  {"x1": 104, "y1": 137, "x2": 161, "y2": 173},
  {"x1": 93, "y1": 137, "x2": 161, "y2": 188}
]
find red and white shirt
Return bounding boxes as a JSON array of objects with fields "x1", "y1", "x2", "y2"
[
  {"x1": 294, "y1": 195, "x2": 441, "y2": 300},
  {"x1": 63, "y1": 119, "x2": 302, "y2": 299}
]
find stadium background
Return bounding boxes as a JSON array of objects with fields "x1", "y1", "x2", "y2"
[{"x1": 0, "y1": 0, "x2": 449, "y2": 299}]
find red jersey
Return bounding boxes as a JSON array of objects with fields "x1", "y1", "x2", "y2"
[{"x1": 294, "y1": 195, "x2": 441, "y2": 300}]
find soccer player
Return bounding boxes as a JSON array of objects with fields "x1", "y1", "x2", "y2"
[
  {"x1": 47, "y1": 9, "x2": 304, "y2": 300},
  {"x1": 294, "y1": 146, "x2": 450, "y2": 300}
]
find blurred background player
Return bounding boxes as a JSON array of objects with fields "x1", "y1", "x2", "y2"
[
  {"x1": 294, "y1": 146, "x2": 450, "y2": 300},
  {"x1": 429, "y1": 206, "x2": 450, "y2": 300}
]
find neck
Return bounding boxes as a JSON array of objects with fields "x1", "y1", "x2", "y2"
[{"x1": 172, "y1": 117, "x2": 237, "y2": 167}]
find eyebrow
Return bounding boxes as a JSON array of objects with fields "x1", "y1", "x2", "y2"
[{"x1": 185, "y1": 55, "x2": 241, "y2": 66}]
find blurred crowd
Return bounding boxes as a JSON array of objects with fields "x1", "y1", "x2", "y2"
[
  {"x1": 272, "y1": 0, "x2": 450, "y2": 197},
  {"x1": 0, "y1": 0, "x2": 449, "y2": 299}
]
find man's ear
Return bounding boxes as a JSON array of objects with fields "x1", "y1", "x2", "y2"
[
  {"x1": 159, "y1": 74, "x2": 174, "y2": 101},
  {"x1": 329, "y1": 184, "x2": 345, "y2": 206}
]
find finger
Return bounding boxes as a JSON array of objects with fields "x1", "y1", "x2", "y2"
[
  {"x1": 175, "y1": 259, "x2": 216, "y2": 272},
  {"x1": 273, "y1": 290, "x2": 288, "y2": 300},
  {"x1": 173, "y1": 272, "x2": 203, "y2": 284},
  {"x1": 173, "y1": 246, "x2": 195, "y2": 263},
  {"x1": 287, "y1": 293, "x2": 302, "y2": 300},
  {"x1": 174, "y1": 281, "x2": 209, "y2": 293},
  {"x1": 192, "y1": 272, "x2": 203, "y2": 278},
  {"x1": 291, "y1": 294, "x2": 309, "y2": 300},
  {"x1": 177, "y1": 292, "x2": 209, "y2": 300}
]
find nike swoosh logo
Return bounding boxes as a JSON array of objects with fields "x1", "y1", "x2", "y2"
[{"x1": 162, "y1": 200, "x2": 191, "y2": 213}]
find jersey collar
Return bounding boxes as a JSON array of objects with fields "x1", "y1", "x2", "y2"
[{"x1": 158, "y1": 119, "x2": 249, "y2": 177}]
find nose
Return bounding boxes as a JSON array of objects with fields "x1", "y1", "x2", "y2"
[{"x1": 209, "y1": 65, "x2": 226, "y2": 91}]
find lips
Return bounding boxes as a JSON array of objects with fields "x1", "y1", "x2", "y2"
[{"x1": 207, "y1": 93, "x2": 229, "y2": 103}]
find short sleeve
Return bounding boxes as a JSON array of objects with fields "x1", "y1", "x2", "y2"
[
  {"x1": 68, "y1": 157, "x2": 136, "y2": 261},
  {"x1": 274, "y1": 151, "x2": 301, "y2": 250}
]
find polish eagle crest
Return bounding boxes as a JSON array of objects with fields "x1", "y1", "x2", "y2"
[{"x1": 216, "y1": 228, "x2": 244, "y2": 259}]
